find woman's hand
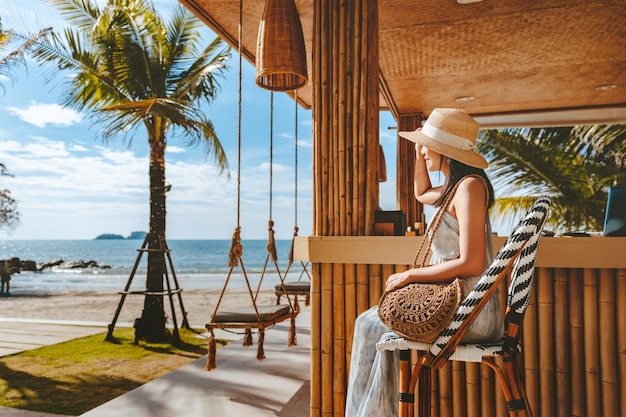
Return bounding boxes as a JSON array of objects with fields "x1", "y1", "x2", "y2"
[{"x1": 385, "y1": 271, "x2": 411, "y2": 292}]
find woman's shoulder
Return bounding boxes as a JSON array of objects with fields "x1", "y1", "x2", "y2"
[
  {"x1": 454, "y1": 176, "x2": 488, "y2": 209},
  {"x1": 457, "y1": 175, "x2": 487, "y2": 194}
]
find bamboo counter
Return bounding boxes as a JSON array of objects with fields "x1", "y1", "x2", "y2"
[{"x1": 294, "y1": 235, "x2": 626, "y2": 417}]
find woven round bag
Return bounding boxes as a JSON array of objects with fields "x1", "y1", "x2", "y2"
[{"x1": 378, "y1": 278, "x2": 464, "y2": 343}]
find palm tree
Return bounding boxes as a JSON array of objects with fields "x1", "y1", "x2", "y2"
[
  {"x1": 478, "y1": 125, "x2": 626, "y2": 234},
  {"x1": 0, "y1": 17, "x2": 51, "y2": 93},
  {"x1": 28, "y1": 0, "x2": 231, "y2": 342}
]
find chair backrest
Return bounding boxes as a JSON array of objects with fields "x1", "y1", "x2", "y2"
[
  {"x1": 505, "y1": 200, "x2": 549, "y2": 322},
  {"x1": 425, "y1": 196, "x2": 551, "y2": 366}
]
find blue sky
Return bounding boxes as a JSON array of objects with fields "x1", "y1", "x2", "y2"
[{"x1": 0, "y1": 0, "x2": 398, "y2": 240}]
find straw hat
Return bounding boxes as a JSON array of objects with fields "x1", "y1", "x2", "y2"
[{"x1": 398, "y1": 108, "x2": 488, "y2": 169}]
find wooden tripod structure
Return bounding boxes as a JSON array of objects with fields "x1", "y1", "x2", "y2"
[{"x1": 105, "y1": 233, "x2": 189, "y2": 346}]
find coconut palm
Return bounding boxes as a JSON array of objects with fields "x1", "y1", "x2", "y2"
[
  {"x1": 28, "y1": 0, "x2": 231, "y2": 342},
  {"x1": 0, "y1": 17, "x2": 51, "y2": 93},
  {"x1": 478, "y1": 125, "x2": 626, "y2": 234}
]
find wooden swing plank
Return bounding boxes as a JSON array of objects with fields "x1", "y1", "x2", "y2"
[
  {"x1": 209, "y1": 304, "x2": 291, "y2": 325},
  {"x1": 275, "y1": 281, "x2": 311, "y2": 293}
]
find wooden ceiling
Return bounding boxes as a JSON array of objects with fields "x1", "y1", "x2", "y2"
[{"x1": 180, "y1": 0, "x2": 626, "y2": 127}]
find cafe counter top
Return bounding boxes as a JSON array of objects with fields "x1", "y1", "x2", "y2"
[{"x1": 293, "y1": 235, "x2": 626, "y2": 269}]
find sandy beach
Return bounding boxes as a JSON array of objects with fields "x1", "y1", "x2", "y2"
[{"x1": 0, "y1": 288, "x2": 304, "y2": 327}]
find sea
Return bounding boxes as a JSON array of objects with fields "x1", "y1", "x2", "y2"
[{"x1": 0, "y1": 240, "x2": 303, "y2": 295}]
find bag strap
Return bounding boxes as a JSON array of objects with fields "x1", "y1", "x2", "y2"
[{"x1": 412, "y1": 174, "x2": 488, "y2": 268}]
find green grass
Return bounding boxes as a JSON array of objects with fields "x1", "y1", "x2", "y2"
[{"x1": 0, "y1": 328, "x2": 227, "y2": 415}]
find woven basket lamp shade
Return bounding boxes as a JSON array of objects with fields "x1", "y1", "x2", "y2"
[{"x1": 256, "y1": 0, "x2": 308, "y2": 91}]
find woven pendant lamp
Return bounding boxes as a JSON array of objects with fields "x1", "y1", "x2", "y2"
[{"x1": 256, "y1": 0, "x2": 308, "y2": 91}]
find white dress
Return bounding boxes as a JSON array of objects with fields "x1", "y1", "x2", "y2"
[{"x1": 345, "y1": 213, "x2": 504, "y2": 417}]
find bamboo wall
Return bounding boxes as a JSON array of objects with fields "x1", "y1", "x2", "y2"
[
  {"x1": 309, "y1": 263, "x2": 626, "y2": 417},
  {"x1": 311, "y1": 0, "x2": 379, "y2": 237},
  {"x1": 397, "y1": 114, "x2": 425, "y2": 230}
]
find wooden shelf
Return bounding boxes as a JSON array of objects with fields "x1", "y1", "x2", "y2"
[{"x1": 293, "y1": 235, "x2": 626, "y2": 269}]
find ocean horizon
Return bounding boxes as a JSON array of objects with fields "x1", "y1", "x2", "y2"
[{"x1": 0, "y1": 239, "x2": 304, "y2": 295}]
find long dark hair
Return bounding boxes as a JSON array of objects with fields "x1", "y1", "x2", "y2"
[{"x1": 435, "y1": 159, "x2": 495, "y2": 209}]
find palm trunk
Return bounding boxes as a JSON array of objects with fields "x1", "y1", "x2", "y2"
[{"x1": 138, "y1": 138, "x2": 169, "y2": 342}]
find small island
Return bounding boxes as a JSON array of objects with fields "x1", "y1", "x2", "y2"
[{"x1": 94, "y1": 231, "x2": 147, "y2": 240}]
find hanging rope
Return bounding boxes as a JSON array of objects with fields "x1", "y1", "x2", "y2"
[
  {"x1": 288, "y1": 90, "x2": 299, "y2": 266},
  {"x1": 255, "y1": 91, "x2": 297, "y2": 346},
  {"x1": 206, "y1": 1, "x2": 297, "y2": 369},
  {"x1": 266, "y1": 92, "x2": 278, "y2": 265},
  {"x1": 280, "y1": 90, "x2": 311, "y2": 312}
]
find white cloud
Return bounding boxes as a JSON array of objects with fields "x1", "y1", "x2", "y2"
[
  {"x1": 0, "y1": 133, "x2": 314, "y2": 240},
  {"x1": 69, "y1": 144, "x2": 89, "y2": 152},
  {"x1": 7, "y1": 102, "x2": 83, "y2": 128},
  {"x1": 166, "y1": 146, "x2": 186, "y2": 154}
]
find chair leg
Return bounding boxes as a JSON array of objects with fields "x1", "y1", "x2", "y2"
[
  {"x1": 399, "y1": 349, "x2": 413, "y2": 417},
  {"x1": 503, "y1": 356, "x2": 533, "y2": 417},
  {"x1": 418, "y1": 366, "x2": 431, "y2": 417},
  {"x1": 483, "y1": 357, "x2": 533, "y2": 417}
]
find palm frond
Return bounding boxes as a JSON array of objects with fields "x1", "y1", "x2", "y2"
[
  {"x1": 45, "y1": 0, "x2": 101, "y2": 32},
  {"x1": 479, "y1": 125, "x2": 624, "y2": 233}
]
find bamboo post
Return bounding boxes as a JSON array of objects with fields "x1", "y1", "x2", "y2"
[
  {"x1": 350, "y1": 0, "x2": 360, "y2": 234},
  {"x1": 321, "y1": 262, "x2": 334, "y2": 416},
  {"x1": 583, "y1": 268, "x2": 601, "y2": 417},
  {"x1": 344, "y1": 263, "x2": 357, "y2": 372},
  {"x1": 480, "y1": 364, "x2": 496, "y2": 417},
  {"x1": 336, "y1": 0, "x2": 346, "y2": 237},
  {"x1": 368, "y1": 265, "x2": 382, "y2": 308},
  {"x1": 537, "y1": 267, "x2": 555, "y2": 417},
  {"x1": 397, "y1": 114, "x2": 423, "y2": 228},
  {"x1": 616, "y1": 269, "x2": 626, "y2": 416},
  {"x1": 617, "y1": 269, "x2": 626, "y2": 417},
  {"x1": 598, "y1": 269, "x2": 618, "y2": 417},
  {"x1": 364, "y1": 0, "x2": 379, "y2": 232},
  {"x1": 451, "y1": 362, "x2": 466, "y2": 416},
  {"x1": 380, "y1": 264, "x2": 395, "y2": 301},
  {"x1": 554, "y1": 268, "x2": 571, "y2": 417},
  {"x1": 313, "y1": 0, "x2": 326, "y2": 236},
  {"x1": 523, "y1": 269, "x2": 540, "y2": 414},
  {"x1": 356, "y1": 263, "x2": 369, "y2": 314},
  {"x1": 569, "y1": 269, "x2": 586, "y2": 417},
  {"x1": 466, "y1": 363, "x2": 481, "y2": 417},
  {"x1": 310, "y1": 263, "x2": 322, "y2": 417},
  {"x1": 438, "y1": 363, "x2": 452, "y2": 417},
  {"x1": 430, "y1": 368, "x2": 440, "y2": 417},
  {"x1": 333, "y1": 264, "x2": 346, "y2": 417}
]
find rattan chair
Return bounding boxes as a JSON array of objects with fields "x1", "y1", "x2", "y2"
[{"x1": 376, "y1": 196, "x2": 551, "y2": 417}]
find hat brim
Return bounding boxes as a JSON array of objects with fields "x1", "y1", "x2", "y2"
[{"x1": 399, "y1": 128, "x2": 488, "y2": 169}]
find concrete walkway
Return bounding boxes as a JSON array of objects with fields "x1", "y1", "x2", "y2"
[
  {"x1": 0, "y1": 319, "x2": 108, "y2": 357},
  {"x1": 0, "y1": 313, "x2": 311, "y2": 417}
]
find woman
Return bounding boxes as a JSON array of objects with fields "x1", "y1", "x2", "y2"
[{"x1": 345, "y1": 108, "x2": 504, "y2": 417}]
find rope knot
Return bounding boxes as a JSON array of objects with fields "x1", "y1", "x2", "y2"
[
  {"x1": 267, "y1": 220, "x2": 278, "y2": 262},
  {"x1": 228, "y1": 227, "x2": 243, "y2": 268}
]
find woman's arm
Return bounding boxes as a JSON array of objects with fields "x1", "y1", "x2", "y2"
[
  {"x1": 413, "y1": 143, "x2": 441, "y2": 205},
  {"x1": 385, "y1": 177, "x2": 488, "y2": 292}
]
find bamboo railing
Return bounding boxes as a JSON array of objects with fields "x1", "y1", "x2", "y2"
[{"x1": 308, "y1": 259, "x2": 625, "y2": 417}]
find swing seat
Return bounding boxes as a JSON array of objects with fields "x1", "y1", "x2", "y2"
[
  {"x1": 274, "y1": 280, "x2": 310, "y2": 293},
  {"x1": 274, "y1": 281, "x2": 310, "y2": 312},
  {"x1": 210, "y1": 304, "x2": 291, "y2": 325}
]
